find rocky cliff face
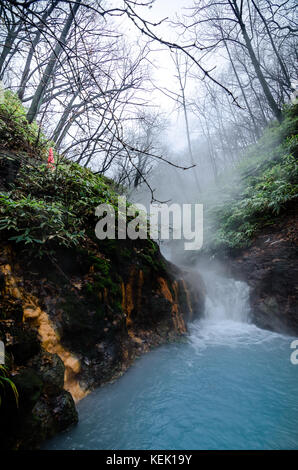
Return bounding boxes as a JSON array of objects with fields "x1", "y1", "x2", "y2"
[
  {"x1": 227, "y1": 202, "x2": 298, "y2": 335},
  {"x1": 0, "y1": 240, "x2": 205, "y2": 449}
]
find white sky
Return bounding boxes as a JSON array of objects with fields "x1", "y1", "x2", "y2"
[{"x1": 117, "y1": 0, "x2": 198, "y2": 151}]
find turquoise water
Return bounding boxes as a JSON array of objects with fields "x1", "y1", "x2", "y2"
[{"x1": 44, "y1": 274, "x2": 298, "y2": 450}]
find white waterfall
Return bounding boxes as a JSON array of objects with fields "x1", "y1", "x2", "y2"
[
  {"x1": 189, "y1": 266, "x2": 283, "y2": 349},
  {"x1": 202, "y1": 272, "x2": 250, "y2": 323}
]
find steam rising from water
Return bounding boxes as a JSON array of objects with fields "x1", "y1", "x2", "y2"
[
  {"x1": 203, "y1": 273, "x2": 250, "y2": 323},
  {"x1": 189, "y1": 266, "x2": 286, "y2": 350}
]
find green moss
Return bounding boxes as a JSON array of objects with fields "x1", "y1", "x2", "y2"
[
  {"x1": 0, "y1": 90, "x2": 48, "y2": 157},
  {"x1": 89, "y1": 255, "x2": 111, "y2": 276},
  {"x1": 120, "y1": 247, "x2": 132, "y2": 259},
  {"x1": 0, "y1": 158, "x2": 120, "y2": 255}
]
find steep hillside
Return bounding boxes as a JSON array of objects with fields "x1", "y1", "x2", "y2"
[
  {"x1": 204, "y1": 105, "x2": 297, "y2": 252},
  {"x1": 203, "y1": 104, "x2": 298, "y2": 334},
  {"x1": 0, "y1": 92, "x2": 205, "y2": 449}
]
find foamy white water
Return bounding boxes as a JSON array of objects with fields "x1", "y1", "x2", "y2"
[{"x1": 189, "y1": 269, "x2": 286, "y2": 349}]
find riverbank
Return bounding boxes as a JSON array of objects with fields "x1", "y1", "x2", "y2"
[{"x1": 0, "y1": 237, "x2": 204, "y2": 449}]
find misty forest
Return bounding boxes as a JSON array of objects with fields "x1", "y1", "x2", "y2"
[{"x1": 0, "y1": 0, "x2": 297, "y2": 452}]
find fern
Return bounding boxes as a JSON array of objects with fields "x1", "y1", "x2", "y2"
[{"x1": 0, "y1": 365, "x2": 19, "y2": 408}]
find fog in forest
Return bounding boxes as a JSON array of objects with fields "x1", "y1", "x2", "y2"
[{"x1": 0, "y1": 0, "x2": 297, "y2": 255}]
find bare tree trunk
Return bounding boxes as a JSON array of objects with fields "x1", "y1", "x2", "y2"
[
  {"x1": 205, "y1": 121, "x2": 218, "y2": 181},
  {"x1": 251, "y1": 0, "x2": 292, "y2": 90},
  {"x1": 0, "y1": 24, "x2": 21, "y2": 79},
  {"x1": 239, "y1": 57, "x2": 269, "y2": 126},
  {"x1": 229, "y1": 0, "x2": 282, "y2": 122},
  {"x1": 173, "y1": 52, "x2": 202, "y2": 193},
  {"x1": 18, "y1": 1, "x2": 59, "y2": 101},
  {"x1": 51, "y1": 91, "x2": 79, "y2": 144},
  {"x1": 223, "y1": 37, "x2": 261, "y2": 139},
  {"x1": 26, "y1": 0, "x2": 81, "y2": 123}
]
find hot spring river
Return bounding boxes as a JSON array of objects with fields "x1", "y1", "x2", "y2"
[{"x1": 44, "y1": 272, "x2": 298, "y2": 450}]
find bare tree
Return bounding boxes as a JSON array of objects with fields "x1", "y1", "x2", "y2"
[
  {"x1": 171, "y1": 51, "x2": 202, "y2": 192},
  {"x1": 26, "y1": 0, "x2": 82, "y2": 122},
  {"x1": 1, "y1": 0, "x2": 295, "y2": 198},
  {"x1": 17, "y1": 1, "x2": 60, "y2": 101}
]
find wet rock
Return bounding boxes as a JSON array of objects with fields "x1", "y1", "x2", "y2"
[
  {"x1": 5, "y1": 324, "x2": 40, "y2": 364},
  {"x1": 0, "y1": 297, "x2": 23, "y2": 322},
  {"x1": 28, "y1": 351, "x2": 65, "y2": 396},
  {"x1": 13, "y1": 368, "x2": 43, "y2": 409},
  {"x1": 50, "y1": 390, "x2": 78, "y2": 431},
  {"x1": 228, "y1": 208, "x2": 298, "y2": 335}
]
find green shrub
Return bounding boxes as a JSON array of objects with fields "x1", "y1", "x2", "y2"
[
  {"x1": 203, "y1": 105, "x2": 298, "y2": 253},
  {"x1": 0, "y1": 151, "x2": 131, "y2": 256},
  {"x1": 0, "y1": 90, "x2": 48, "y2": 157}
]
